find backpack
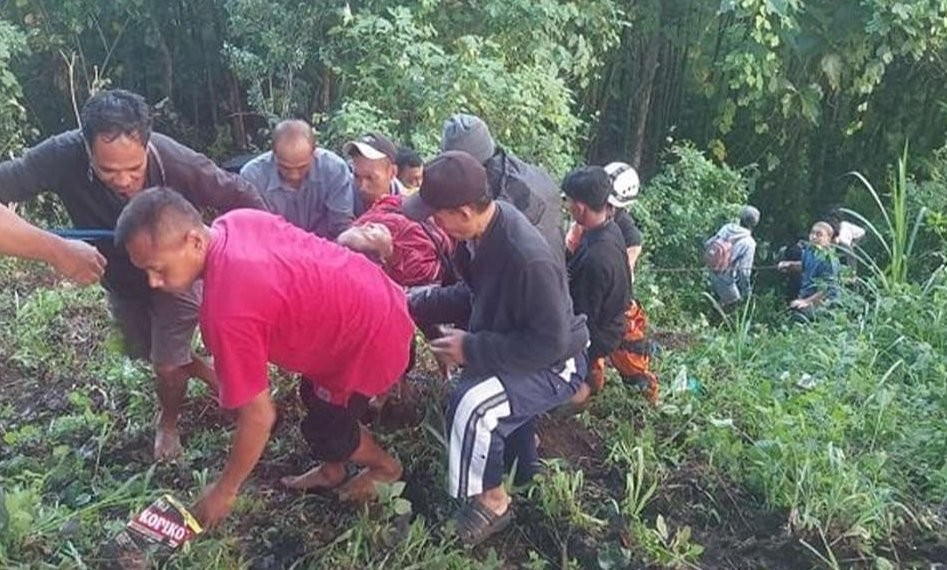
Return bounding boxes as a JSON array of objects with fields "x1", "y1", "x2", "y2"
[
  {"x1": 609, "y1": 300, "x2": 659, "y2": 404},
  {"x1": 704, "y1": 235, "x2": 735, "y2": 273}
]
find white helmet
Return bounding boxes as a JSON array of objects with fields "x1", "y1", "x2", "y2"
[{"x1": 603, "y1": 162, "x2": 639, "y2": 208}]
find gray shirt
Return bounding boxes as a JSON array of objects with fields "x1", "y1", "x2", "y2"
[{"x1": 240, "y1": 148, "x2": 355, "y2": 238}]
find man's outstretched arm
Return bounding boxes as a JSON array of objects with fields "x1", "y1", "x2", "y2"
[{"x1": 0, "y1": 204, "x2": 105, "y2": 285}]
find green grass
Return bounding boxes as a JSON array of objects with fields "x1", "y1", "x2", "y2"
[{"x1": 1, "y1": 252, "x2": 946, "y2": 568}]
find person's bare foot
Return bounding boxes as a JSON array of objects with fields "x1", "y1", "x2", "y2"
[
  {"x1": 280, "y1": 463, "x2": 347, "y2": 490},
  {"x1": 337, "y1": 459, "x2": 403, "y2": 503},
  {"x1": 153, "y1": 423, "x2": 183, "y2": 461}
]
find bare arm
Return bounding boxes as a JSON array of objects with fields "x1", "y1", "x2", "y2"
[
  {"x1": 626, "y1": 245, "x2": 642, "y2": 280},
  {"x1": 0, "y1": 204, "x2": 105, "y2": 285},
  {"x1": 791, "y1": 290, "x2": 826, "y2": 310},
  {"x1": 194, "y1": 390, "x2": 276, "y2": 527},
  {"x1": 778, "y1": 260, "x2": 802, "y2": 273}
]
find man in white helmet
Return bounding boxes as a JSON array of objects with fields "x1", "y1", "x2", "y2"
[{"x1": 603, "y1": 162, "x2": 643, "y2": 283}]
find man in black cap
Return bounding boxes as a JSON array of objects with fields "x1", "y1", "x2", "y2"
[
  {"x1": 343, "y1": 133, "x2": 403, "y2": 217},
  {"x1": 441, "y1": 114, "x2": 565, "y2": 266},
  {"x1": 404, "y1": 151, "x2": 589, "y2": 547}
]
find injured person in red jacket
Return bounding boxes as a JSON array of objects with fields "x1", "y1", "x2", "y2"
[{"x1": 338, "y1": 194, "x2": 454, "y2": 287}]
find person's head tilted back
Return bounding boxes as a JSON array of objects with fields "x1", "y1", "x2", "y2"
[{"x1": 114, "y1": 187, "x2": 209, "y2": 293}]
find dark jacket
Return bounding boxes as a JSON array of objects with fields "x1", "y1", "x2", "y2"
[
  {"x1": 568, "y1": 221, "x2": 630, "y2": 360},
  {"x1": 409, "y1": 202, "x2": 588, "y2": 378},
  {"x1": 484, "y1": 149, "x2": 565, "y2": 267},
  {"x1": 0, "y1": 130, "x2": 266, "y2": 296}
]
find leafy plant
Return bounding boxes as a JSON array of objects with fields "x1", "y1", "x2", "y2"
[{"x1": 845, "y1": 144, "x2": 928, "y2": 291}]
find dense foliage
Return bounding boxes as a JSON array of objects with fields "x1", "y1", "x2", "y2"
[{"x1": 1, "y1": 1, "x2": 946, "y2": 568}]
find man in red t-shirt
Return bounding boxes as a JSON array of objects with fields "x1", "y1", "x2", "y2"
[{"x1": 114, "y1": 187, "x2": 415, "y2": 527}]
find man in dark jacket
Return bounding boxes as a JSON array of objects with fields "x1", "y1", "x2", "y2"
[
  {"x1": 0, "y1": 89, "x2": 266, "y2": 460},
  {"x1": 404, "y1": 151, "x2": 589, "y2": 547},
  {"x1": 563, "y1": 166, "x2": 630, "y2": 395},
  {"x1": 440, "y1": 114, "x2": 565, "y2": 266}
]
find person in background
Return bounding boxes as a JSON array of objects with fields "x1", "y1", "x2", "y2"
[
  {"x1": 825, "y1": 207, "x2": 866, "y2": 275},
  {"x1": 405, "y1": 151, "x2": 588, "y2": 547},
  {"x1": 395, "y1": 147, "x2": 424, "y2": 195},
  {"x1": 778, "y1": 221, "x2": 840, "y2": 322},
  {"x1": 441, "y1": 114, "x2": 565, "y2": 266},
  {"x1": 239, "y1": 119, "x2": 354, "y2": 239},
  {"x1": 0, "y1": 88, "x2": 266, "y2": 460},
  {"x1": 706, "y1": 205, "x2": 760, "y2": 309},
  {"x1": 343, "y1": 133, "x2": 403, "y2": 217},
  {"x1": 562, "y1": 166, "x2": 630, "y2": 397},
  {"x1": 115, "y1": 188, "x2": 414, "y2": 528}
]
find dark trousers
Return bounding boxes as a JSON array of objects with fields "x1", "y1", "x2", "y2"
[{"x1": 446, "y1": 352, "x2": 587, "y2": 498}]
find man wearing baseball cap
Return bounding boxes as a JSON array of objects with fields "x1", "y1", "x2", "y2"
[
  {"x1": 343, "y1": 132, "x2": 403, "y2": 217},
  {"x1": 404, "y1": 151, "x2": 589, "y2": 547}
]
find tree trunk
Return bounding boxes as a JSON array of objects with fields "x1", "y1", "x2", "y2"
[{"x1": 630, "y1": 32, "x2": 661, "y2": 171}]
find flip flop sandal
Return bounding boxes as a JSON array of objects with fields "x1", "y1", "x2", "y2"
[{"x1": 455, "y1": 501, "x2": 514, "y2": 548}]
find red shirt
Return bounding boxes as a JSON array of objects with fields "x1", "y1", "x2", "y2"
[
  {"x1": 200, "y1": 210, "x2": 414, "y2": 408},
  {"x1": 356, "y1": 195, "x2": 454, "y2": 287}
]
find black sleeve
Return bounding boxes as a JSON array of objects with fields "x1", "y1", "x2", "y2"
[
  {"x1": 160, "y1": 137, "x2": 267, "y2": 212},
  {"x1": 0, "y1": 135, "x2": 72, "y2": 204},
  {"x1": 570, "y1": 253, "x2": 613, "y2": 360},
  {"x1": 407, "y1": 282, "x2": 472, "y2": 329},
  {"x1": 463, "y1": 259, "x2": 572, "y2": 376},
  {"x1": 614, "y1": 209, "x2": 643, "y2": 248}
]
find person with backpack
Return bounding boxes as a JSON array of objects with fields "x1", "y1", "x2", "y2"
[
  {"x1": 440, "y1": 114, "x2": 565, "y2": 266},
  {"x1": 705, "y1": 205, "x2": 760, "y2": 308}
]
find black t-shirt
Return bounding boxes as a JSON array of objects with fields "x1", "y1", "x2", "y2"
[
  {"x1": 613, "y1": 207, "x2": 642, "y2": 248},
  {"x1": 567, "y1": 220, "x2": 630, "y2": 360}
]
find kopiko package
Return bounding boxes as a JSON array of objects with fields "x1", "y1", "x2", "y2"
[{"x1": 104, "y1": 495, "x2": 204, "y2": 569}]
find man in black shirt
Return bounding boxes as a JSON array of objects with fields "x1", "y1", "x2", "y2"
[
  {"x1": 405, "y1": 151, "x2": 588, "y2": 547},
  {"x1": 0, "y1": 89, "x2": 266, "y2": 459},
  {"x1": 563, "y1": 167, "x2": 630, "y2": 395}
]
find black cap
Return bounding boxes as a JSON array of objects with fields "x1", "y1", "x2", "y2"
[
  {"x1": 342, "y1": 132, "x2": 398, "y2": 161},
  {"x1": 402, "y1": 151, "x2": 490, "y2": 221},
  {"x1": 562, "y1": 166, "x2": 611, "y2": 209}
]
